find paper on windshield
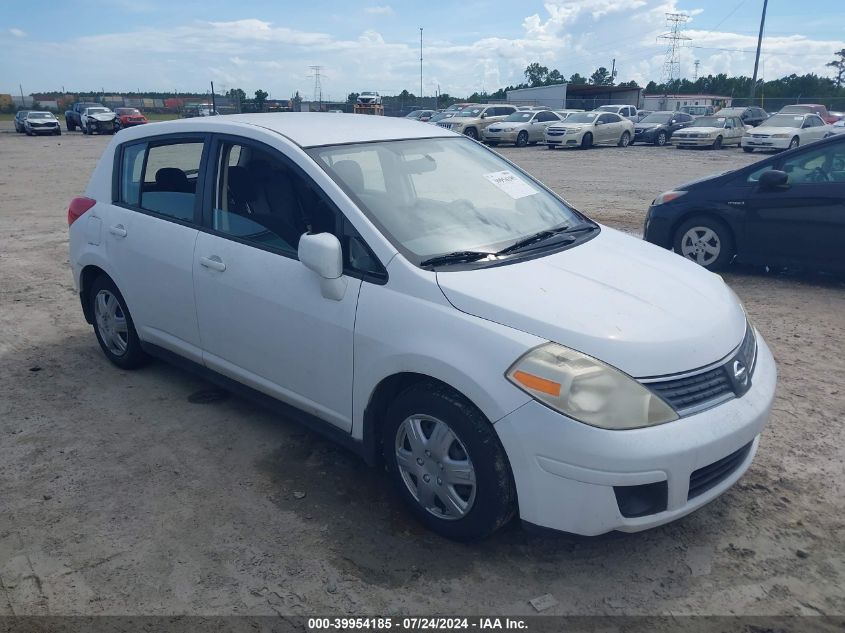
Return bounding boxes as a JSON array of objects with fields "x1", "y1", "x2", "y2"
[{"x1": 483, "y1": 170, "x2": 538, "y2": 199}]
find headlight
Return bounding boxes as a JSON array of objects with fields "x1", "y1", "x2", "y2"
[
  {"x1": 771, "y1": 133, "x2": 789, "y2": 138},
  {"x1": 507, "y1": 343, "x2": 678, "y2": 430},
  {"x1": 570, "y1": 127, "x2": 582, "y2": 132},
  {"x1": 652, "y1": 190, "x2": 687, "y2": 206}
]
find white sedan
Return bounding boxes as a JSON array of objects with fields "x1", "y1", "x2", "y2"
[
  {"x1": 673, "y1": 115, "x2": 746, "y2": 149},
  {"x1": 742, "y1": 113, "x2": 831, "y2": 152},
  {"x1": 67, "y1": 113, "x2": 775, "y2": 540}
]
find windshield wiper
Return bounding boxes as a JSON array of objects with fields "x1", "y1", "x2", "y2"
[
  {"x1": 495, "y1": 223, "x2": 597, "y2": 256},
  {"x1": 420, "y1": 251, "x2": 493, "y2": 267}
]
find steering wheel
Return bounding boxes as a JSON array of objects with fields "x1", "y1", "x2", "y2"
[{"x1": 808, "y1": 167, "x2": 830, "y2": 183}]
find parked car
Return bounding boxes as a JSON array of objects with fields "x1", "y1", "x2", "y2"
[
  {"x1": 632, "y1": 111, "x2": 695, "y2": 146},
  {"x1": 741, "y1": 113, "x2": 831, "y2": 152},
  {"x1": 673, "y1": 115, "x2": 745, "y2": 149},
  {"x1": 828, "y1": 111, "x2": 844, "y2": 122},
  {"x1": 435, "y1": 104, "x2": 517, "y2": 140},
  {"x1": 594, "y1": 104, "x2": 639, "y2": 120},
  {"x1": 825, "y1": 119, "x2": 845, "y2": 137},
  {"x1": 427, "y1": 112, "x2": 458, "y2": 124},
  {"x1": 716, "y1": 106, "x2": 769, "y2": 127},
  {"x1": 481, "y1": 110, "x2": 562, "y2": 147},
  {"x1": 13, "y1": 110, "x2": 30, "y2": 133},
  {"x1": 405, "y1": 109, "x2": 435, "y2": 122},
  {"x1": 357, "y1": 91, "x2": 381, "y2": 105},
  {"x1": 23, "y1": 111, "x2": 61, "y2": 136},
  {"x1": 645, "y1": 133, "x2": 845, "y2": 272},
  {"x1": 114, "y1": 107, "x2": 148, "y2": 130},
  {"x1": 67, "y1": 113, "x2": 776, "y2": 540},
  {"x1": 64, "y1": 102, "x2": 101, "y2": 132},
  {"x1": 679, "y1": 105, "x2": 715, "y2": 117},
  {"x1": 80, "y1": 107, "x2": 118, "y2": 135},
  {"x1": 545, "y1": 111, "x2": 634, "y2": 149},
  {"x1": 778, "y1": 104, "x2": 838, "y2": 125}
]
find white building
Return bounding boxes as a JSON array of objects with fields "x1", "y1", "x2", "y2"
[{"x1": 643, "y1": 94, "x2": 732, "y2": 112}]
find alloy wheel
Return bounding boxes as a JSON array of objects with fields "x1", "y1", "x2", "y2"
[
  {"x1": 394, "y1": 415, "x2": 477, "y2": 521},
  {"x1": 680, "y1": 226, "x2": 721, "y2": 266}
]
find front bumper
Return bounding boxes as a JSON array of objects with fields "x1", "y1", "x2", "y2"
[
  {"x1": 482, "y1": 129, "x2": 518, "y2": 143},
  {"x1": 544, "y1": 130, "x2": 584, "y2": 146},
  {"x1": 26, "y1": 125, "x2": 60, "y2": 134},
  {"x1": 675, "y1": 136, "x2": 718, "y2": 147},
  {"x1": 742, "y1": 136, "x2": 790, "y2": 150},
  {"x1": 634, "y1": 130, "x2": 657, "y2": 143},
  {"x1": 494, "y1": 335, "x2": 776, "y2": 535}
]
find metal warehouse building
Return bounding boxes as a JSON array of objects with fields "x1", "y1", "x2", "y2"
[
  {"x1": 506, "y1": 84, "x2": 644, "y2": 109},
  {"x1": 643, "y1": 93, "x2": 732, "y2": 111}
]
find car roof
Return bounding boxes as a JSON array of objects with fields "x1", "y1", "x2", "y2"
[{"x1": 123, "y1": 113, "x2": 455, "y2": 148}]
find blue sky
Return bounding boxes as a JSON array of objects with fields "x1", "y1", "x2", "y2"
[{"x1": 2, "y1": 0, "x2": 843, "y2": 99}]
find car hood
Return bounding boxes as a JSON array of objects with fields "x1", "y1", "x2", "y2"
[
  {"x1": 635, "y1": 122, "x2": 664, "y2": 130},
  {"x1": 678, "y1": 126, "x2": 720, "y2": 134},
  {"x1": 550, "y1": 122, "x2": 596, "y2": 130},
  {"x1": 435, "y1": 227, "x2": 746, "y2": 377},
  {"x1": 89, "y1": 113, "x2": 116, "y2": 121},
  {"x1": 749, "y1": 126, "x2": 800, "y2": 135}
]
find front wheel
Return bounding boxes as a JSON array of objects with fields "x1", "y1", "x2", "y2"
[
  {"x1": 618, "y1": 131, "x2": 631, "y2": 147},
  {"x1": 66, "y1": 121, "x2": 75, "y2": 132},
  {"x1": 382, "y1": 382, "x2": 516, "y2": 541},
  {"x1": 580, "y1": 132, "x2": 593, "y2": 149},
  {"x1": 516, "y1": 130, "x2": 529, "y2": 147},
  {"x1": 464, "y1": 127, "x2": 478, "y2": 140},
  {"x1": 90, "y1": 275, "x2": 149, "y2": 369},
  {"x1": 673, "y1": 216, "x2": 735, "y2": 270},
  {"x1": 655, "y1": 131, "x2": 668, "y2": 146},
  {"x1": 712, "y1": 136, "x2": 723, "y2": 150},
  {"x1": 788, "y1": 136, "x2": 800, "y2": 150}
]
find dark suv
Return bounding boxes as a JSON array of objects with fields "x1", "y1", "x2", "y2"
[
  {"x1": 13, "y1": 110, "x2": 30, "y2": 133},
  {"x1": 717, "y1": 107, "x2": 769, "y2": 127}
]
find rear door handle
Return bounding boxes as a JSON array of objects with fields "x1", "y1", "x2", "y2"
[
  {"x1": 109, "y1": 224, "x2": 127, "y2": 238},
  {"x1": 199, "y1": 255, "x2": 226, "y2": 272}
]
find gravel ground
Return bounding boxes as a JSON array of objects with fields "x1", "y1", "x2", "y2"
[{"x1": 0, "y1": 122, "x2": 843, "y2": 620}]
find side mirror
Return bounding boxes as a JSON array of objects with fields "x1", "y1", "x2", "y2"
[
  {"x1": 298, "y1": 232, "x2": 347, "y2": 301},
  {"x1": 480, "y1": 113, "x2": 487, "y2": 119},
  {"x1": 758, "y1": 170, "x2": 789, "y2": 189}
]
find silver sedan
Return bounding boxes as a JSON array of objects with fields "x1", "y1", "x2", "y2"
[{"x1": 481, "y1": 110, "x2": 562, "y2": 147}]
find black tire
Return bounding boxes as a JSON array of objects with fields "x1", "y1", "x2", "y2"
[
  {"x1": 618, "y1": 131, "x2": 631, "y2": 147},
  {"x1": 67, "y1": 120, "x2": 75, "y2": 132},
  {"x1": 712, "y1": 136, "x2": 723, "y2": 150},
  {"x1": 580, "y1": 132, "x2": 593, "y2": 149},
  {"x1": 673, "y1": 216, "x2": 735, "y2": 271},
  {"x1": 25, "y1": 129, "x2": 33, "y2": 136},
  {"x1": 655, "y1": 131, "x2": 668, "y2": 146},
  {"x1": 464, "y1": 127, "x2": 478, "y2": 140},
  {"x1": 546, "y1": 144, "x2": 557, "y2": 150},
  {"x1": 788, "y1": 136, "x2": 800, "y2": 150},
  {"x1": 743, "y1": 147, "x2": 754, "y2": 153},
  {"x1": 382, "y1": 381, "x2": 516, "y2": 541},
  {"x1": 89, "y1": 275, "x2": 149, "y2": 369},
  {"x1": 82, "y1": 124, "x2": 89, "y2": 135},
  {"x1": 55, "y1": 129, "x2": 62, "y2": 136},
  {"x1": 516, "y1": 130, "x2": 529, "y2": 147}
]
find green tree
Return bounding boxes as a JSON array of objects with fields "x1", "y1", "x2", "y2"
[
  {"x1": 589, "y1": 67, "x2": 612, "y2": 85},
  {"x1": 227, "y1": 88, "x2": 247, "y2": 103},
  {"x1": 617, "y1": 80, "x2": 640, "y2": 88},
  {"x1": 347, "y1": 92, "x2": 359, "y2": 104},
  {"x1": 254, "y1": 89, "x2": 269, "y2": 111},
  {"x1": 547, "y1": 69, "x2": 563, "y2": 84},
  {"x1": 827, "y1": 49, "x2": 845, "y2": 88},
  {"x1": 524, "y1": 63, "x2": 550, "y2": 87},
  {"x1": 568, "y1": 73, "x2": 587, "y2": 85}
]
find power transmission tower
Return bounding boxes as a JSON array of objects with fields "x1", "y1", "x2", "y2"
[
  {"x1": 658, "y1": 13, "x2": 691, "y2": 88},
  {"x1": 309, "y1": 65, "x2": 323, "y2": 108},
  {"x1": 694, "y1": 59, "x2": 701, "y2": 81}
]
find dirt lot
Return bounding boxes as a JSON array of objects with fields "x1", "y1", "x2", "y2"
[{"x1": 1, "y1": 122, "x2": 843, "y2": 620}]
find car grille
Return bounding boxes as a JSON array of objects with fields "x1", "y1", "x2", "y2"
[
  {"x1": 546, "y1": 129, "x2": 566, "y2": 136},
  {"x1": 643, "y1": 325, "x2": 757, "y2": 415},
  {"x1": 751, "y1": 133, "x2": 770, "y2": 138},
  {"x1": 487, "y1": 128, "x2": 501, "y2": 133},
  {"x1": 688, "y1": 441, "x2": 753, "y2": 499}
]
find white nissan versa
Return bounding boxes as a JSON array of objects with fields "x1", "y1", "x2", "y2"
[{"x1": 68, "y1": 114, "x2": 776, "y2": 541}]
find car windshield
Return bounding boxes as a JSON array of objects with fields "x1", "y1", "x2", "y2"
[
  {"x1": 28, "y1": 112, "x2": 53, "y2": 119},
  {"x1": 780, "y1": 106, "x2": 811, "y2": 114},
  {"x1": 428, "y1": 113, "x2": 450, "y2": 122},
  {"x1": 308, "y1": 137, "x2": 586, "y2": 263},
  {"x1": 639, "y1": 113, "x2": 673, "y2": 124},
  {"x1": 596, "y1": 106, "x2": 619, "y2": 112},
  {"x1": 458, "y1": 108, "x2": 484, "y2": 118},
  {"x1": 565, "y1": 112, "x2": 599, "y2": 123},
  {"x1": 117, "y1": 108, "x2": 140, "y2": 115},
  {"x1": 692, "y1": 117, "x2": 725, "y2": 127},
  {"x1": 759, "y1": 114, "x2": 805, "y2": 128},
  {"x1": 503, "y1": 112, "x2": 534, "y2": 122}
]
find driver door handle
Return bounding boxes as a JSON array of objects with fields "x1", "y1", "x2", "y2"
[{"x1": 199, "y1": 255, "x2": 226, "y2": 272}]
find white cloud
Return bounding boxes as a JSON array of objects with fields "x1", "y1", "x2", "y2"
[
  {"x1": 364, "y1": 5, "x2": 393, "y2": 15},
  {"x1": 1, "y1": 2, "x2": 842, "y2": 99},
  {"x1": 9, "y1": 28, "x2": 26, "y2": 38}
]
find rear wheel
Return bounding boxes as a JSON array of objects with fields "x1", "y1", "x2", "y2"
[
  {"x1": 66, "y1": 120, "x2": 75, "y2": 132},
  {"x1": 516, "y1": 131, "x2": 529, "y2": 147},
  {"x1": 90, "y1": 275, "x2": 149, "y2": 369},
  {"x1": 580, "y1": 132, "x2": 593, "y2": 149},
  {"x1": 673, "y1": 216, "x2": 735, "y2": 270},
  {"x1": 618, "y1": 131, "x2": 631, "y2": 147},
  {"x1": 382, "y1": 382, "x2": 516, "y2": 541}
]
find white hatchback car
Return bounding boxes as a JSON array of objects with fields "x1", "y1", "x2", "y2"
[{"x1": 68, "y1": 114, "x2": 776, "y2": 541}]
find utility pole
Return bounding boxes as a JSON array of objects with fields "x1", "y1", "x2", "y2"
[
  {"x1": 610, "y1": 58, "x2": 616, "y2": 85},
  {"x1": 694, "y1": 59, "x2": 701, "y2": 81},
  {"x1": 658, "y1": 13, "x2": 691, "y2": 89},
  {"x1": 749, "y1": 0, "x2": 769, "y2": 102},
  {"x1": 19, "y1": 84, "x2": 25, "y2": 107},
  {"x1": 419, "y1": 27, "x2": 424, "y2": 102},
  {"x1": 210, "y1": 81, "x2": 216, "y2": 114}
]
